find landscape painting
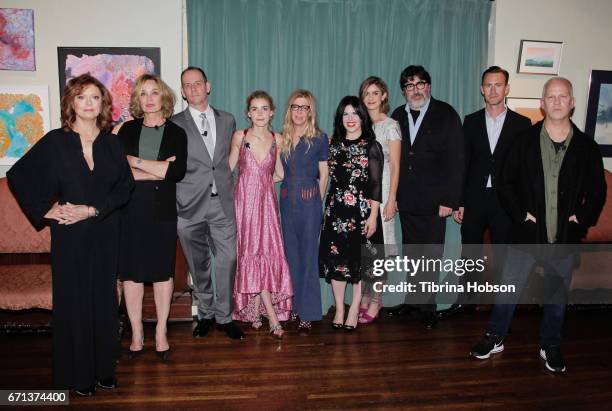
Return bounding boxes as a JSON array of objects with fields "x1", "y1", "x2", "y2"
[
  {"x1": 585, "y1": 70, "x2": 612, "y2": 156},
  {"x1": 0, "y1": 85, "x2": 50, "y2": 165},
  {"x1": 0, "y1": 8, "x2": 36, "y2": 71},
  {"x1": 517, "y1": 40, "x2": 563, "y2": 75},
  {"x1": 57, "y1": 47, "x2": 160, "y2": 127}
]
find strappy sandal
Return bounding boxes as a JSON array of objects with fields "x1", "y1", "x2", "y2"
[
  {"x1": 252, "y1": 315, "x2": 263, "y2": 330},
  {"x1": 359, "y1": 298, "x2": 383, "y2": 324},
  {"x1": 269, "y1": 323, "x2": 284, "y2": 339}
]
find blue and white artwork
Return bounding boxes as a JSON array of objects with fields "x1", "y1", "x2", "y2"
[{"x1": 594, "y1": 84, "x2": 612, "y2": 146}]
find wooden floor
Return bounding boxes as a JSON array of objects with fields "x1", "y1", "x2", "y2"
[{"x1": 1, "y1": 307, "x2": 611, "y2": 410}]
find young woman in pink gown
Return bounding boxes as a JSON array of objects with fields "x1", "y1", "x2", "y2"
[{"x1": 229, "y1": 90, "x2": 293, "y2": 338}]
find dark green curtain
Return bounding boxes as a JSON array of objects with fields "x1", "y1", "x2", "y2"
[
  {"x1": 186, "y1": 0, "x2": 491, "y2": 310},
  {"x1": 187, "y1": 0, "x2": 491, "y2": 131}
]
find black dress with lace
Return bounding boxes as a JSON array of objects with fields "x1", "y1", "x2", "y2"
[{"x1": 319, "y1": 135, "x2": 383, "y2": 283}]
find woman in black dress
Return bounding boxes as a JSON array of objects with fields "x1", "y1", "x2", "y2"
[
  {"x1": 319, "y1": 96, "x2": 383, "y2": 331},
  {"x1": 117, "y1": 74, "x2": 187, "y2": 359},
  {"x1": 7, "y1": 74, "x2": 134, "y2": 395}
]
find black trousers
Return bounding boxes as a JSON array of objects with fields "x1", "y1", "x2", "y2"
[
  {"x1": 399, "y1": 212, "x2": 446, "y2": 311},
  {"x1": 460, "y1": 189, "x2": 513, "y2": 303},
  {"x1": 461, "y1": 188, "x2": 512, "y2": 245}
]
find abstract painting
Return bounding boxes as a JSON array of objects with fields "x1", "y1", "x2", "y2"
[
  {"x1": 57, "y1": 47, "x2": 161, "y2": 126},
  {"x1": 0, "y1": 85, "x2": 50, "y2": 165},
  {"x1": 517, "y1": 40, "x2": 563, "y2": 75},
  {"x1": 0, "y1": 8, "x2": 36, "y2": 71},
  {"x1": 585, "y1": 70, "x2": 612, "y2": 156},
  {"x1": 506, "y1": 97, "x2": 544, "y2": 125}
]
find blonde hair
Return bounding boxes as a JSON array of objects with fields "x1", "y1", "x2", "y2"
[
  {"x1": 542, "y1": 76, "x2": 574, "y2": 98},
  {"x1": 129, "y1": 74, "x2": 176, "y2": 119},
  {"x1": 280, "y1": 89, "x2": 320, "y2": 155}
]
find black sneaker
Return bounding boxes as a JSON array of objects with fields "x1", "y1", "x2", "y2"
[
  {"x1": 470, "y1": 333, "x2": 504, "y2": 359},
  {"x1": 539, "y1": 345, "x2": 566, "y2": 373}
]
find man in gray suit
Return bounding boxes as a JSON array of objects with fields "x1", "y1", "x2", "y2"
[{"x1": 173, "y1": 66, "x2": 244, "y2": 340}]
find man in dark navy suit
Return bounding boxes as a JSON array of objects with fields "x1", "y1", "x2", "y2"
[
  {"x1": 453, "y1": 66, "x2": 531, "y2": 307},
  {"x1": 455, "y1": 66, "x2": 531, "y2": 245}
]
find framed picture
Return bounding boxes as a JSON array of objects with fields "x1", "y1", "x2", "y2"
[
  {"x1": 57, "y1": 47, "x2": 161, "y2": 126},
  {"x1": 517, "y1": 40, "x2": 563, "y2": 75},
  {"x1": 585, "y1": 70, "x2": 612, "y2": 157},
  {"x1": 506, "y1": 97, "x2": 544, "y2": 125},
  {"x1": 0, "y1": 85, "x2": 50, "y2": 165},
  {"x1": 0, "y1": 8, "x2": 36, "y2": 71}
]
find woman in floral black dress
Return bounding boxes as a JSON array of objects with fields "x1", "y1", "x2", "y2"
[{"x1": 319, "y1": 96, "x2": 383, "y2": 331}]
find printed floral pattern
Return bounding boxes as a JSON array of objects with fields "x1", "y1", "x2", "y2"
[{"x1": 319, "y1": 137, "x2": 383, "y2": 283}]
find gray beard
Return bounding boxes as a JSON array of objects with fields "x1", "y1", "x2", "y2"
[{"x1": 408, "y1": 95, "x2": 429, "y2": 110}]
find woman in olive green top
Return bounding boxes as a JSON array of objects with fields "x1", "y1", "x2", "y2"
[{"x1": 116, "y1": 74, "x2": 187, "y2": 359}]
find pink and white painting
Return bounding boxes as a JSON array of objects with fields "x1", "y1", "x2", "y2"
[
  {"x1": 0, "y1": 8, "x2": 35, "y2": 71},
  {"x1": 58, "y1": 47, "x2": 160, "y2": 126}
]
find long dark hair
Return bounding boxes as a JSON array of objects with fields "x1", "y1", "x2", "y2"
[{"x1": 331, "y1": 95, "x2": 375, "y2": 144}]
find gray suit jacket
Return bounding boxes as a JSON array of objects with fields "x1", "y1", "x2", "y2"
[{"x1": 172, "y1": 106, "x2": 236, "y2": 221}]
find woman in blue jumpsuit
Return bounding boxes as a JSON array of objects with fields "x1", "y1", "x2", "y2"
[{"x1": 279, "y1": 90, "x2": 329, "y2": 335}]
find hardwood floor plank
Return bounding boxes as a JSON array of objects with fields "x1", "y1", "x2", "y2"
[{"x1": 0, "y1": 308, "x2": 610, "y2": 410}]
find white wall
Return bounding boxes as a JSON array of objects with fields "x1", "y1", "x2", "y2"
[
  {"x1": 0, "y1": 0, "x2": 184, "y2": 176},
  {"x1": 492, "y1": 0, "x2": 612, "y2": 170}
]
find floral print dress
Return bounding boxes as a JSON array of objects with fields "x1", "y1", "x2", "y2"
[{"x1": 319, "y1": 136, "x2": 383, "y2": 283}]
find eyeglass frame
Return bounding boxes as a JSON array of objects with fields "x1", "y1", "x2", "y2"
[
  {"x1": 402, "y1": 81, "x2": 429, "y2": 91},
  {"x1": 290, "y1": 104, "x2": 311, "y2": 112}
]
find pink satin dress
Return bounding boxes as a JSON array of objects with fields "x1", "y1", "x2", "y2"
[{"x1": 232, "y1": 130, "x2": 293, "y2": 322}]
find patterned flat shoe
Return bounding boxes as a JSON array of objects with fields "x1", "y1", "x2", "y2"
[{"x1": 298, "y1": 320, "x2": 312, "y2": 336}]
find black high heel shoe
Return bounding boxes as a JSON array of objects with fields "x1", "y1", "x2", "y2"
[
  {"x1": 74, "y1": 385, "x2": 96, "y2": 397},
  {"x1": 97, "y1": 377, "x2": 117, "y2": 390},
  {"x1": 156, "y1": 348, "x2": 171, "y2": 360},
  {"x1": 128, "y1": 338, "x2": 144, "y2": 359}
]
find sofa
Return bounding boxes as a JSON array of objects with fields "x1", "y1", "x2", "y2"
[{"x1": 0, "y1": 177, "x2": 52, "y2": 312}]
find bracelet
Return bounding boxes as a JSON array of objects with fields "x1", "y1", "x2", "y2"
[{"x1": 89, "y1": 206, "x2": 99, "y2": 218}]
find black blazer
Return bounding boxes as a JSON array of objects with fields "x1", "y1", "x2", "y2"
[
  {"x1": 391, "y1": 97, "x2": 464, "y2": 215},
  {"x1": 461, "y1": 108, "x2": 531, "y2": 207},
  {"x1": 117, "y1": 118, "x2": 188, "y2": 219},
  {"x1": 498, "y1": 121, "x2": 606, "y2": 244}
]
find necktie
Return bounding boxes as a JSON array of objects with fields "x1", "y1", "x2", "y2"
[{"x1": 200, "y1": 113, "x2": 217, "y2": 194}]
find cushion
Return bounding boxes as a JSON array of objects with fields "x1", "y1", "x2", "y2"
[
  {"x1": 0, "y1": 178, "x2": 50, "y2": 253},
  {"x1": 0, "y1": 264, "x2": 52, "y2": 310}
]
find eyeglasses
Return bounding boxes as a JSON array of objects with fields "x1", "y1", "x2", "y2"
[
  {"x1": 290, "y1": 104, "x2": 311, "y2": 112},
  {"x1": 402, "y1": 81, "x2": 428, "y2": 91}
]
